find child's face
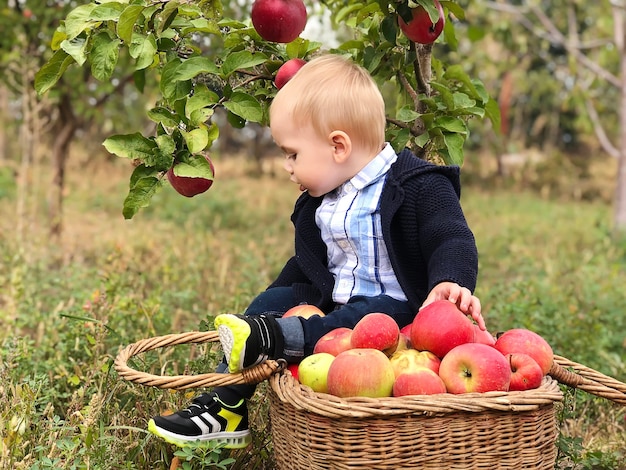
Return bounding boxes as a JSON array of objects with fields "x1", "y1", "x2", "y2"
[{"x1": 270, "y1": 108, "x2": 349, "y2": 197}]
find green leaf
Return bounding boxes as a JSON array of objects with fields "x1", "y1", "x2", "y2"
[
  {"x1": 452, "y1": 92, "x2": 476, "y2": 109},
  {"x1": 220, "y1": 51, "x2": 267, "y2": 77},
  {"x1": 64, "y1": 4, "x2": 97, "y2": 40},
  {"x1": 174, "y1": 56, "x2": 220, "y2": 81},
  {"x1": 335, "y1": 3, "x2": 364, "y2": 23},
  {"x1": 223, "y1": 92, "x2": 263, "y2": 123},
  {"x1": 433, "y1": 116, "x2": 468, "y2": 134},
  {"x1": 103, "y1": 133, "x2": 157, "y2": 161},
  {"x1": 90, "y1": 2, "x2": 125, "y2": 21},
  {"x1": 118, "y1": 5, "x2": 145, "y2": 44},
  {"x1": 172, "y1": 154, "x2": 214, "y2": 179},
  {"x1": 285, "y1": 37, "x2": 320, "y2": 58},
  {"x1": 181, "y1": 17, "x2": 221, "y2": 35},
  {"x1": 189, "y1": 108, "x2": 214, "y2": 127},
  {"x1": 129, "y1": 163, "x2": 160, "y2": 188},
  {"x1": 442, "y1": 132, "x2": 465, "y2": 166},
  {"x1": 430, "y1": 82, "x2": 455, "y2": 110},
  {"x1": 186, "y1": 84, "x2": 219, "y2": 118},
  {"x1": 443, "y1": 65, "x2": 482, "y2": 101},
  {"x1": 60, "y1": 36, "x2": 88, "y2": 66},
  {"x1": 123, "y1": 175, "x2": 161, "y2": 219},
  {"x1": 161, "y1": 59, "x2": 193, "y2": 102},
  {"x1": 441, "y1": 1, "x2": 465, "y2": 21},
  {"x1": 414, "y1": 131, "x2": 430, "y2": 149},
  {"x1": 389, "y1": 127, "x2": 411, "y2": 152},
  {"x1": 183, "y1": 126, "x2": 209, "y2": 154},
  {"x1": 157, "y1": 1, "x2": 179, "y2": 35},
  {"x1": 484, "y1": 97, "x2": 502, "y2": 134},
  {"x1": 227, "y1": 110, "x2": 246, "y2": 129},
  {"x1": 147, "y1": 107, "x2": 180, "y2": 127},
  {"x1": 156, "y1": 134, "x2": 176, "y2": 155},
  {"x1": 90, "y1": 33, "x2": 121, "y2": 81},
  {"x1": 381, "y1": 15, "x2": 398, "y2": 44},
  {"x1": 396, "y1": 106, "x2": 421, "y2": 123},
  {"x1": 34, "y1": 50, "x2": 75, "y2": 95},
  {"x1": 130, "y1": 33, "x2": 157, "y2": 70}
]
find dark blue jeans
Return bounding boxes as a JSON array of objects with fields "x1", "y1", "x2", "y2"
[
  {"x1": 246, "y1": 286, "x2": 414, "y2": 360},
  {"x1": 216, "y1": 286, "x2": 414, "y2": 401}
]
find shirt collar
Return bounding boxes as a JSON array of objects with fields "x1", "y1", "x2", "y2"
[{"x1": 340, "y1": 142, "x2": 396, "y2": 194}]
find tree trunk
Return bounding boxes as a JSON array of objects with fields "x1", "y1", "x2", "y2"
[{"x1": 49, "y1": 92, "x2": 78, "y2": 240}]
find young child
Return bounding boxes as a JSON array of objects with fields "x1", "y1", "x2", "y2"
[{"x1": 148, "y1": 54, "x2": 483, "y2": 449}]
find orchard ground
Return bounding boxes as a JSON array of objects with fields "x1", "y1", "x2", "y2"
[{"x1": 0, "y1": 149, "x2": 624, "y2": 469}]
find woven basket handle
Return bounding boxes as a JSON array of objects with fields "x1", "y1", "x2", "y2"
[
  {"x1": 549, "y1": 355, "x2": 626, "y2": 405},
  {"x1": 113, "y1": 331, "x2": 284, "y2": 390}
]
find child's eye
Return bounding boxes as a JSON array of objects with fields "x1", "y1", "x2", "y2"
[{"x1": 286, "y1": 153, "x2": 297, "y2": 160}]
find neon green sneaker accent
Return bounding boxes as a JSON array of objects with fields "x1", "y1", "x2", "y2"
[{"x1": 214, "y1": 314, "x2": 252, "y2": 373}]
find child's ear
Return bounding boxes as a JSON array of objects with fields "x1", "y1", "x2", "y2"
[{"x1": 329, "y1": 131, "x2": 351, "y2": 163}]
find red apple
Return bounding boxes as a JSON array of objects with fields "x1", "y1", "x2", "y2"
[
  {"x1": 275, "y1": 58, "x2": 306, "y2": 89},
  {"x1": 494, "y1": 328, "x2": 554, "y2": 375},
  {"x1": 398, "y1": 0, "x2": 445, "y2": 45},
  {"x1": 287, "y1": 363, "x2": 300, "y2": 381},
  {"x1": 251, "y1": 0, "x2": 307, "y2": 43},
  {"x1": 400, "y1": 323, "x2": 412, "y2": 337},
  {"x1": 327, "y1": 348, "x2": 395, "y2": 398},
  {"x1": 313, "y1": 327, "x2": 353, "y2": 356},
  {"x1": 297, "y1": 352, "x2": 335, "y2": 393},
  {"x1": 392, "y1": 368, "x2": 447, "y2": 397},
  {"x1": 473, "y1": 324, "x2": 496, "y2": 346},
  {"x1": 389, "y1": 348, "x2": 441, "y2": 378},
  {"x1": 350, "y1": 313, "x2": 400, "y2": 353},
  {"x1": 439, "y1": 343, "x2": 511, "y2": 394},
  {"x1": 411, "y1": 300, "x2": 475, "y2": 358},
  {"x1": 506, "y1": 353, "x2": 544, "y2": 391},
  {"x1": 167, "y1": 154, "x2": 215, "y2": 197},
  {"x1": 283, "y1": 303, "x2": 325, "y2": 319}
]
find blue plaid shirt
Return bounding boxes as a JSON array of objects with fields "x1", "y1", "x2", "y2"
[{"x1": 315, "y1": 143, "x2": 407, "y2": 304}]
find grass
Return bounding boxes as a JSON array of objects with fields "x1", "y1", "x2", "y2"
[{"x1": 0, "y1": 152, "x2": 624, "y2": 469}]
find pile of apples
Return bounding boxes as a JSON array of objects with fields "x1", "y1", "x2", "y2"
[{"x1": 285, "y1": 300, "x2": 554, "y2": 399}]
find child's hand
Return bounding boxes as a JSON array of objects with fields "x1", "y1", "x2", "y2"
[{"x1": 420, "y1": 282, "x2": 485, "y2": 330}]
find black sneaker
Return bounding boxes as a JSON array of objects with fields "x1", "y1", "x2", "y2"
[
  {"x1": 214, "y1": 314, "x2": 284, "y2": 373},
  {"x1": 147, "y1": 392, "x2": 251, "y2": 449}
]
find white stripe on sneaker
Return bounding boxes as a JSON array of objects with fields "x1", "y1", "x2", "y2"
[{"x1": 191, "y1": 413, "x2": 222, "y2": 434}]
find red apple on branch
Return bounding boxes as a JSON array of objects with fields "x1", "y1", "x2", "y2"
[
  {"x1": 398, "y1": 0, "x2": 445, "y2": 45},
  {"x1": 251, "y1": 0, "x2": 307, "y2": 43},
  {"x1": 439, "y1": 343, "x2": 512, "y2": 394},
  {"x1": 275, "y1": 58, "x2": 307, "y2": 89},
  {"x1": 167, "y1": 154, "x2": 215, "y2": 197}
]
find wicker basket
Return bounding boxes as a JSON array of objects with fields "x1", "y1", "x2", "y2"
[{"x1": 114, "y1": 331, "x2": 626, "y2": 470}]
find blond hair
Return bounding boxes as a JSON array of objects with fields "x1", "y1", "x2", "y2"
[{"x1": 270, "y1": 54, "x2": 386, "y2": 154}]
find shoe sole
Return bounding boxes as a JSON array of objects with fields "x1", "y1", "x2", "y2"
[
  {"x1": 147, "y1": 419, "x2": 251, "y2": 449},
  {"x1": 215, "y1": 314, "x2": 250, "y2": 373}
]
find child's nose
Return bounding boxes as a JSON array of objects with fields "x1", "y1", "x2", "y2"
[{"x1": 283, "y1": 159, "x2": 293, "y2": 173}]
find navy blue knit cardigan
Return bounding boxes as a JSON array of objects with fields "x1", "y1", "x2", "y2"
[{"x1": 268, "y1": 148, "x2": 479, "y2": 314}]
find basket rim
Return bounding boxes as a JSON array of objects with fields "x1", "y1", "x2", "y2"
[{"x1": 269, "y1": 372, "x2": 563, "y2": 419}]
